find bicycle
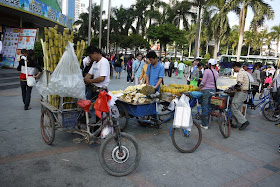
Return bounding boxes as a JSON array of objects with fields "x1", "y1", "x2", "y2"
[
  {"x1": 246, "y1": 88, "x2": 280, "y2": 122},
  {"x1": 117, "y1": 94, "x2": 202, "y2": 153},
  {"x1": 41, "y1": 88, "x2": 141, "y2": 176},
  {"x1": 188, "y1": 91, "x2": 232, "y2": 138}
]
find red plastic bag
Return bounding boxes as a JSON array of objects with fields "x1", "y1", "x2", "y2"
[{"x1": 94, "y1": 91, "x2": 112, "y2": 118}]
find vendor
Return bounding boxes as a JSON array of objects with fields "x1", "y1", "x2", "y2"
[
  {"x1": 146, "y1": 51, "x2": 164, "y2": 92},
  {"x1": 84, "y1": 46, "x2": 110, "y2": 100}
]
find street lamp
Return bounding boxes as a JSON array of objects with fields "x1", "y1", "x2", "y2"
[
  {"x1": 99, "y1": 0, "x2": 103, "y2": 49},
  {"x1": 88, "y1": 0, "x2": 92, "y2": 46},
  {"x1": 106, "y1": 0, "x2": 111, "y2": 54}
]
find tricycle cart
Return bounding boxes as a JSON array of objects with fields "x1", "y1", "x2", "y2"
[
  {"x1": 40, "y1": 81, "x2": 141, "y2": 176},
  {"x1": 115, "y1": 95, "x2": 202, "y2": 153}
]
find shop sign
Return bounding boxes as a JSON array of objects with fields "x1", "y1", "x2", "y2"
[{"x1": 0, "y1": 0, "x2": 72, "y2": 29}]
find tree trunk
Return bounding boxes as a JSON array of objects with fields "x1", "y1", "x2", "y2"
[
  {"x1": 165, "y1": 44, "x2": 167, "y2": 57},
  {"x1": 275, "y1": 38, "x2": 279, "y2": 57},
  {"x1": 194, "y1": 6, "x2": 202, "y2": 59},
  {"x1": 188, "y1": 42, "x2": 192, "y2": 57},
  {"x1": 214, "y1": 39, "x2": 219, "y2": 60},
  {"x1": 206, "y1": 43, "x2": 209, "y2": 54},
  {"x1": 260, "y1": 46, "x2": 262, "y2": 56},
  {"x1": 175, "y1": 43, "x2": 178, "y2": 58},
  {"x1": 247, "y1": 44, "x2": 250, "y2": 56},
  {"x1": 159, "y1": 43, "x2": 162, "y2": 59},
  {"x1": 232, "y1": 47, "x2": 235, "y2": 55},
  {"x1": 236, "y1": 6, "x2": 247, "y2": 61},
  {"x1": 226, "y1": 45, "x2": 229, "y2": 55}
]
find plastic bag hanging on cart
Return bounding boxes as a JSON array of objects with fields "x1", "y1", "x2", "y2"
[
  {"x1": 35, "y1": 71, "x2": 48, "y2": 98},
  {"x1": 173, "y1": 94, "x2": 193, "y2": 131},
  {"x1": 47, "y1": 42, "x2": 86, "y2": 99}
]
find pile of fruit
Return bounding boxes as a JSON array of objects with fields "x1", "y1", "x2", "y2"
[
  {"x1": 161, "y1": 84, "x2": 199, "y2": 94},
  {"x1": 217, "y1": 86, "x2": 229, "y2": 90},
  {"x1": 121, "y1": 84, "x2": 155, "y2": 104},
  {"x1": 111, "y1": 90, "x2": 123, "y2": 95}
]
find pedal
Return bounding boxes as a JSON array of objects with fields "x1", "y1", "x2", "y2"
[{"x1": 73, "y1": 138, "x2": 82, "y2": 143}]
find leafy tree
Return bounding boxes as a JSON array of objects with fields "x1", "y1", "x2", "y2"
[
  {"x1": 223, "y1": 0, "x2": 274, "y2": 61},
  {"x1": 147, "y1": 24, "x2": 184, "y2": 58},
  {"x1": 269, "y1": 25, "x2": 280, "y2": 57},
  {"x1": 244, "y1": 30, "x2": 255, "y2": 56}
]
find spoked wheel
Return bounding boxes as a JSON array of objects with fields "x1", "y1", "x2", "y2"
[
  {"x1": 262, "y1": 102, "x2": 280, "y2": 122},
  {"x1": 157, "y1": 101, "x2": 174, "y2": 123},
  {"x1": 171, "y1": 121, "x2": 202, "y2": 153},
  {"x1": 99, "y1": 132, "x2": 141, "y2": 176},
  {"x1": 41, "y1": 109, "x2": 55, "y2": 145},
  {"x1": 218, "y1": 110, "x2": 231, "y2": 138},
  {"x1": 116, "y1": 102, "x2": 129, "y2": 131}
]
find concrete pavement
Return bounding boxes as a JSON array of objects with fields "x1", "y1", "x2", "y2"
[{"x1": 0, "y1": 71, "x2": 279, "y2": 187}]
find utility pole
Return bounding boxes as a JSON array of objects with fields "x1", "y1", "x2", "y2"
[
  {"x1": 88, "y1": 0, "x2": 92, "y2": 46},
  {"x1": 99, "y1": 0, "x2": 103, "y2": 49},
  {"x1": 106, "y1": 0, "x2": 111, "y2": 54}
]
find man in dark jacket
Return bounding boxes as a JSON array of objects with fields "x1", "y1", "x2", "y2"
[{"x1": 169, "y1": 60, "x2": 174, "y2": 77}]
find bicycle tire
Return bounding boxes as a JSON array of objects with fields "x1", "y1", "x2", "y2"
[
  {"x1": 218, "y1": 110, "x2": 231, "y2": 138},
  {"x1": 262, "y1": 102, "x2": 280, "y2": 122},
  {"x1": 116, "y1": 102, "x2": 129, "y2": 131},
  {"x1": 41, "y1": 109, "x2": 55, "y2": 145},
  {"x1": 99, "y1": 132, "x2": 141, "y2": 176},
  {"x1": 171, "y1": 121, "x2": 202, "y2": 153}
]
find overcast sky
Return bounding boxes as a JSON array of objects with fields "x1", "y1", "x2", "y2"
[{"x1": 81, "y1": 0, "x2": 280, "y2": 31}]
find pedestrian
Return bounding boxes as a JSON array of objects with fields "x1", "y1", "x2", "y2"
[
  {"x1": 169, "y1": 60, "x2": 174, "y2": 77},
  {"x1": 178, "y1": 61, "x2": 185, "y2": 79},
  {"x1": 164, "y1": 58, "x2": 170, "y2": 76},
  {"x1": 191, "y1": 62, "x2": 203, "y2": 86},
  {"x1": 114, "y1": 54, "x2": 122, "y2": 79},
  {"x1": 17, "y1": 49, "x2": 42, "y2": 110},
  {"x1": 139, "y1": 58, "x2": 150, "y2": 84},
  {"x1": 127, "y1": 55, "x2": 133, "y2": 83},
  {"x1": 231, "y1": 62, "x2": 250, "y2": 130},
  {"x1": 243, "y1": 63, "x2": 252, "y2": 74},
  {"x1": 199, "y1": 59, "x2": 219, "y2": 129},
  {"x1": 251, "y1": 63, "x2": 261, "y2": 99},
  {"x1": 174, "y1": 59, "x2": 178, "y2": 73},
  {"x1": 146, "y1": 51, "x2": 164, "y2": 92},
  {"x1": 131, "y1": 53, "x2": 144, "y2": 85},
  {"x1": 264, "y1": 73, "x2": 273, "y2": 87}
]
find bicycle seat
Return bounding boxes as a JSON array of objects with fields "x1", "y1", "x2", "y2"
[
  {"x1": 190, "y1": 91, "x2": 203, "y2": 99},
  {"x1": 77, "y1": 100, "x2": 92, "y2": 113}
]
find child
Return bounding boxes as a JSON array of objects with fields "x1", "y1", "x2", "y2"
[{"x1": 264, "y1": 73, "x2": 273, "y2": 88}]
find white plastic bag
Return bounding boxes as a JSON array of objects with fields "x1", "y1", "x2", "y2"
[
  {"x1": 47, "y1": 42, "x2": 86, "y2": 99},
  {"x1": 101, "y1": 126, "x2": 114, "y2": 139},
  {"x1": 35, "y1": 71, "x2": 48, "y2": 97},
  {"x1": 173, "y1": 94, "x2": 193, "y2": 131},
  {"x1": 168, "y1": 98, "x2": 179, "y2": 111}
]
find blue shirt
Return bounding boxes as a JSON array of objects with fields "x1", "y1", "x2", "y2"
[
  {"x1": 146, "y1": 62, "x2": 164, "y2": 92},
  {"x1": 132, "y1": 59, "x2": 143, "y2": 78}
]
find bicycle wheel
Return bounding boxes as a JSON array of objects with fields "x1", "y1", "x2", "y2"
[
  {"x1": 171, "y1": 121, "x2": 202, "y2": 153},
  {"x1": 262, "y1": 102, "x2": 280, "y2": 122},
  {"x1": 99, "y1": 132, "x2": 141, "y2": 176},
  {"x1": 41, "y1": 109, "x2": 55, "y2": 145},
  {"x1": 157, "y1": 101, "x2": 174, "y2": 123},
  {"x1": 116, "y1": 102, "x2": 129, "y2": 131},
  {"x1": 218, "y1": 110, "x2": 231, "y2": 138}
]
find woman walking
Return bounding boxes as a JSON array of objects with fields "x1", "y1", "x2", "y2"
[
  {"x1": 17, "y1": 50, "x2": 42, "y2": 110},
  {"x1": 199, "y1": 59, "x2": 219, "y2": 129},
  {"x1": 127, "y1": 55, "x2": 133, "y2": 83}
]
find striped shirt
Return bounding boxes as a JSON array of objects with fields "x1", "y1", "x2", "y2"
[{"x1": 237, "y1": 69, "x2": 250, "y2": 91}]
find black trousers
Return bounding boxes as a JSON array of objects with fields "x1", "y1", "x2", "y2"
[
  {"x1": 251, "y1": 85, "x2": 259, "y2": 99},
  {"x1": 168, "y1": 68, "x2": 173, "y2": 77},
  {"x1": 20, "y1": 81, "x2": 32, "y2": 108}
]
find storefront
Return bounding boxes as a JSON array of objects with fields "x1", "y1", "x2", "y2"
[{"x1": 0, "y1": 0, "x2": 72, "y2": 68}]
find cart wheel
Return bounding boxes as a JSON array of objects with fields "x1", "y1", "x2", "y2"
[
  {"x1": 99, "y1": 132, "x2": 141, "y2": 176},
  {"x1": 116, "y1": 102, "x2": 129, "y2": 131},
  {"x1": 41, "y1": 109, "x2": 55, "y2": 145},
  {"x1": 218, "y1": 110, "x2": 231, "y2": 138}
]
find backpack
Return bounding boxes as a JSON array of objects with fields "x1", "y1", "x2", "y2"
[{"x1": 114, "y1": 59, "x2": 121, "y2": 67}]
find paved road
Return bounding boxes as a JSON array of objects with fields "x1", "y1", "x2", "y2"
[{"x1": 0, "y1": 72, "x2": 279, "y2": 187}]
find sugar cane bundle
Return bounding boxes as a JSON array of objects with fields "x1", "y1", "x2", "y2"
[{"x1": 41, "y1": 25, "x2": 86, "y2": 109}]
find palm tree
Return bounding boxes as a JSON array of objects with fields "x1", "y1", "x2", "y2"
[
  {"x1": 74, "y1": 13, "x2": 89, "y2": 40},
  {"x1": 134, "y1": 0, "x2": 149, "y2": 36},
  {"x1": 257, "y1": 29, "x2": 268, "y2": 56},
  {"x1": 269, "y1": 25, "x2": 280, "y2": 57},
  {"x1": 244, "y1": 30, "x2": 255, "y2": 56},
  {"x1": 223, "y1": 0, "x2": 274, "y2": 61},
  {"x1": 186, "y1": 24, "x2": 196, "y2": 57},
  {"x1": 192, "y1": 0, "x2": 208, "y2": 59},
  {"x1": 229, "y1": 26, "x2": 239, "y2": 55},
  {"x1": 208, "y1": 0, "x2": 230, "y2": 60}
]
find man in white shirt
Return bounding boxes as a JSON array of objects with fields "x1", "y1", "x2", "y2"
[{"x1": 84, "y1": 46, "x2": 110, "y2": 99}]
